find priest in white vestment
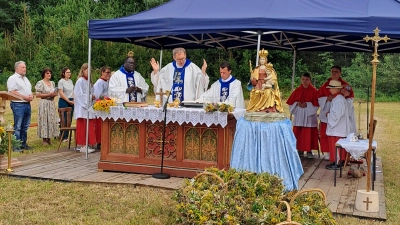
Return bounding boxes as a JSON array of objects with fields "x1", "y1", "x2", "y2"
[
  {"x1": 109, "y1": 55, "x2": 149, "y2": 102},
  {"x1": 150, "y1": 47, "x2": 209, "y2": 103},
  {"x1": 197, "y1": 62, "x2": 245, "y2": 109}
]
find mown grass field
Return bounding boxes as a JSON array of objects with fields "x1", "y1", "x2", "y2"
[{"x1": 0, "y1": 97, "x2": 399, "y2": 224}]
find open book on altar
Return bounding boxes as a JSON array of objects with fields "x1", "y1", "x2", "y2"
[
  {"x1": 123, "y1": 102, "x2": 148, "y2": 108},
  {"x1": 181, "y1": 100, "x2": 203, "y2": 108}
]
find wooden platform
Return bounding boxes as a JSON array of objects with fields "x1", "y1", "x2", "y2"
[{"x1": 0, "y1": 149, "x2": 386, "y2": 220}]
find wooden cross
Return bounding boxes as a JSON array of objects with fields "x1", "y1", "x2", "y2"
[
  {"x1": 155, "y1": 88, "x2": 169, "y2": 107},
  {"x1": 363, "y1": 27, "x2": 390, "y2": 63},
  {"x1": 363, "y1": 197, "x2": 373, "y2": 210}
]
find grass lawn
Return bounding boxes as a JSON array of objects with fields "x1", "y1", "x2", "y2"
[{"x1": 0, "y1": 97, "x2": 399, "y2": 224}]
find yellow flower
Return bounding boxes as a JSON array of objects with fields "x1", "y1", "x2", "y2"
[{"x1": 93, "y1": 99, "x2": 115, "y2": 112}]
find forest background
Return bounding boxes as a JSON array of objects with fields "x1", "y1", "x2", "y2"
[{"x1": 1, "y1": 0, "x2": 400, "y2": 101}]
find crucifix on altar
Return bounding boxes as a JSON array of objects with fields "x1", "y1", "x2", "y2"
[
  {"x1": 355, "y1": 27, "x2": 390, "y2": 213},
  {"x1": 154, "y1": 88, "x2": 170, "y2": 108}
]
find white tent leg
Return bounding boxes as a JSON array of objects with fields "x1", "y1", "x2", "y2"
[
  {"x1": 291, "y1": 49, "x2": 297, "y2": 91},
  {"x1": 159, "y1": 48, "x2": 163, "y2": 68},
  {"x1": 85, "y1": 38, "x2": 92, "y2": 159},
  {"x1": 290, "y1": 49, "x2": 297, "y2": 121},
  {"x1": 256, "y1": 31, "x2": 261, "y2": 66}
]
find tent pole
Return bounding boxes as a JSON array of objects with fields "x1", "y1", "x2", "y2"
[
  {"x1": 159, "y1": 47, "x2": 163, "y2": 68},
  {"x1": 256, "y1": 30, "x2": 261, "y2": 66},
  {"x1": 290, "y1": 49, "x2": 297, "y2": 121},
  {"x1": 85, "y1": 38, "x2": 92, "y2": 160},
  {"x1": 291, "y1": 49, "x2": 296, "y2": 91}
]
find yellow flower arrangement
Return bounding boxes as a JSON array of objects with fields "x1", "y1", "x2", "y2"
[
  {"x1": 93, "y1": 96, "x2": 116, "y2": 113},
  {"x1": 203, "y1": 102, "x2": 234, "y2": 113},
  {"x1": 217, "y1": 102, "x2": 234, "y2": 113},
  {"x1": 204, "y1": 103, "x2": 218, "y2": 112}
]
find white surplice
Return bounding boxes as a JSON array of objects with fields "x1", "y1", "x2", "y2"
[
  {"x1": 288, "y1": 102, "x2": 319, "y2": 127},
  {"x1": 197, "y1": 77, "x2": 245, "y2": 109},
  {"x1": 74, "y1": 77, "x2": 95, "y2": 119},
  {"x1": 108, "y1": 70, "x2": 149, "y2": 102},
  {"x1": 151, "y1": 61, "x2": 209, "y2": 102},
  {"x1": 93, "y1": 79, "x2": 109, "y2": 99}
]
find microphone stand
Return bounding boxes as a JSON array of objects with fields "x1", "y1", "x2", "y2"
[{"x1": 152, "y1": 72, "x2": 178, "y2": 179}]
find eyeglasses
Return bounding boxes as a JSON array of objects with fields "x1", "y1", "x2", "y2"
[
  {"x1": 175, "y1": 58, "x2": 185, "y2": 62},
  {"x1": 105, "y1": 72, "x2": 111, "y2": 74}
]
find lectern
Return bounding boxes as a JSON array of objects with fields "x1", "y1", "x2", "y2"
[{"x1": 0, "y1": 91, "x2": 23, "y2": 124}]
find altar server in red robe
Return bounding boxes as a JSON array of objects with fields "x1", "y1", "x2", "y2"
[
  {"x1": 74, "y1": 63, "x2": 96, "y2": 153},
  {"x1": 287, "y1": 73, "x2": 319, "y2": 158},
  {"x1": 317, "y1": 65, "x2": 353, "y2": 160}
]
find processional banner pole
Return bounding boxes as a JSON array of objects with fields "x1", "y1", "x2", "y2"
[{"x1": 363, "y1": 27, "x2": 390, "y2": 192}]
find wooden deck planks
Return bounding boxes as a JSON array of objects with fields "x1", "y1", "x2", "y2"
[{"x1": 0, "y1": 149, "x2": 386, "y2": 220}]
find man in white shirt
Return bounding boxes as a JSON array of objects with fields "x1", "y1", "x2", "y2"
[
  {"x1": 150, "y1": 47, "x2": 209, "y2": 103},
  {"x1": 197, "y1": 62, "x2": 245, "y2": 109},
  {"x1": 7, "y1": 61, "x2": 34, "y2": 152},
  {"x1": 109, "y1": 52, "x2": 149, "y2": 102}
]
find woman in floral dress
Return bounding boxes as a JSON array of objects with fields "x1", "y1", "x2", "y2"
[{"x1": 35, "y1": 68, "x2": 59, "y2": 145}]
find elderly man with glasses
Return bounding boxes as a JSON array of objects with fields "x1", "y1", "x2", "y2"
[{"x1": 150, "y1": 47, "x2": 209, "y2": 104}]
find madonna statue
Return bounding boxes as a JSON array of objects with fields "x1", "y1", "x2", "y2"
[{"x1": 246, "y1": 48, "x2": 284, "y2": 112}]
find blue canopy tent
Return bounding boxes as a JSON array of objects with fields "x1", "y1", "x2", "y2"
[
  {"x1": 85, "y1": 0, "x2": 397, "y2": 191},
  {"x1": 85, "y1": 0, "x2": 398, "y2": 173},
  {"x1": 88, "y1": 0, "x2": 400, "y2": 90},
  {"x1": 88, "y1": 0, "x2": 400, "y2": 53}
]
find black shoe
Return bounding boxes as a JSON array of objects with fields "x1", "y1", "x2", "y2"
[
  {"x1": 22, "y1": 145, "x2": 34, "y2": 150},
  {"x1": 326, "y1": 164, "x2": 342, "y2": 170},
  {"x1": 97, "y1": 144, "x2": 101, "y2": 150},
  {"x1": 13, "y1": 147, "x2": 23, "y2": 152},
  {"x1": 325, "y1": 162, "x2": 335, "y2": 169}
]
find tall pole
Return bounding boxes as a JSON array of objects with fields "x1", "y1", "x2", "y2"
[
  {"x1": 85, "y1": 38, "x2": 92, "y2": 159},
  {"x1": 363, "y1": 27, "x2": 390, "y2": 192},
  {"x1": 256, "y1": 30, "x2": 261, "y2": 66}
]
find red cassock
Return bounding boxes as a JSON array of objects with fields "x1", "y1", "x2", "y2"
[
  {"x1": 76, "y1": 118, "x2": 96, "y2": 145},
  {"x1": 287, "y1": 84, "x2": 319, "y2": 152}
]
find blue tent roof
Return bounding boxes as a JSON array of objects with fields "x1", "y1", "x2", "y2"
[{"x1": 88, "y1": 0, "x2": 400, "y2": 52}]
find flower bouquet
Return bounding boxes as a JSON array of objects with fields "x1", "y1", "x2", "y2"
[
  {"x1": 217, "y1": 102, "x2": 234, "y2": 113},
  {"x1": 93, "y1": 96, "x2": 116, "y2": 113},
  {"x1": 203, "y1": 102, "x2": 234, "y2": 113},
  {"x1": 203, "y1": 102, "x2": 218, "y2": 112}
]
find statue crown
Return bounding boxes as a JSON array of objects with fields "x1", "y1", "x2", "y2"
[
  {"x1": 258, "y1": 48, "x2": 268, "y2": 58},
  {"x1": 127, "y1": 51, "x2": 134, "y2": 57}
]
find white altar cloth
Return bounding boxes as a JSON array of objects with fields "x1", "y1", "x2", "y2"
[
  {"x1": 94, "y1": 106, "x2": 246, "y2": 128},
  {"x1": 336, "y1": 139, "x2": 377, "y2": 160}
]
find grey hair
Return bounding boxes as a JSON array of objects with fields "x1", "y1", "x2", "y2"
[
  {"x1": 172, "y1": 48, "x2": 186, "y2": 57},
  {"x1": 14, "y1": 61, "x2": 26, "y2": 69}
]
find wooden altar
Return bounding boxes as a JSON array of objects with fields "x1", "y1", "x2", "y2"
[{"x1": 97, "y1": 107, "x2": 243, "y2": 178}]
